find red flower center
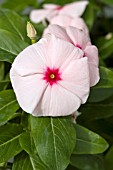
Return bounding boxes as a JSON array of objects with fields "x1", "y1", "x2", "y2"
[{"x1": 43, "y1": 67, "x2": 62, "y2": 86}]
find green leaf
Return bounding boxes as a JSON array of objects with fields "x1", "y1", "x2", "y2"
[
  {"x1": 0, "y1": 9, "x2": 29, "y2": 62},
  {"x1": 0, "y1": 9, "x2": 27, "y2": 40},
  {"x1": 73, "y1": 124, "x2": 109, "y2": 154},
  {"x1": 20, "y1": 111, "x2": 29, "y2": 129},
  {"x1": 13, "y1": 151, "x2": 33, "y2": 170},
  {"x1": 19, "y1": 132, "x2": 32, "y2": 156},
  {"x1": 0, "y1": 90, "x2": 20, "y2": 125},
  {"x1": 0, "y1": 80, "x2": 10, "y2": 91},
  {"x1": 0, "y1": 61, "x2": 4, "y2": 81},
  {"x1": 79, "y1": 101, "x2": 113, "y2": 121},
  {"x1": 95, "y1": 67, "x2": 113, "y2": 88},
  {"x1": 70, "y1": 154, "x2": 105, "y2": 170},
  {"x1": 99, "y1": 0, "x2": 113, "y2": 5},
  {"x1": 0, "y1": 0, "x2": 38, "y2": 12},
  {"x1": 105, "y1": 145, "x2": 113, "y2": 170},
  {"x1": 0, "y1": 50, "x2": 15, "y2": 63},
  {"x1": 20, "y1": 132, "x2": 51, "y2": 170},
  {"x1": 97, "y1": 37, "x2": 113, "y2": 59},
  {"x1": 99, "y1": 57, "x2": 106, "y2": 66},
  {"x1": 88, "y1": 88, "x2": 113, "y2": 102},
  {"x1": 0, "y1": 124, "x2": 23, "y2": 163},
  {"x1": 88, "y1": 67, "x2": 113, "y2": 102},
  {"x1": 0, "y1": 29, "x2": 28, "y2": 56},
  {"x1": 84, "y1": 119, "x2": 113, "y2": 144},
  {"x1": 30, "y1": 116, "x2": 76, "y2": 170}
]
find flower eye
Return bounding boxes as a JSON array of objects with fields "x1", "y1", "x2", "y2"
[{"x1": 50, "y1": 73, "x2": 55, "y2": 79}]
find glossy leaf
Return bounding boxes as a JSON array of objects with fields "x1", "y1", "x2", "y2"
[
  {"x1": 85, "y1": 119, "x2": 113, "y2": 144},
  {"x1": 0, "y1": 9, "x2": 27, "y2": 40},
  {"x1": 0, "y1": 80, "x2": 10, "y2": 91},
  {"x1": 0, "y1": 61, "x2": 4, "y2": 81},
  {"x1": 30, "y1": 116, "x2": 76, "y2": 170},
  {"x1": 70, "y1": 154, "x2": 105, "y2": 170},
  {"x1": 73, "y1": 124, "x2": 109, "y2": 154},
  {"x1": 20, "y1": 132, "x2": 52, "y2": 170},
  {"x1": 79, "y1": 102, "x2": 113, "y2": 121},
  {"x1": 88, "y1": 88, "x2": 113, "y2": 102},
  {"x1": 20, "y1": 111, "x2": 29, "y2": 129},
  {"x1": 97, "y1": 37, "x2": 113, "y2": 59},
  {"x1": 13, "y1": 151, "x2": 33, "y2": 170},
  {"x1": 95, "y1": 67, "x2": 113, "y2": 88},
  {"x1": 0, "y1": 124, "x2": 23, "y2": 163},
  {"x1": 88, "y1": 67, "x2": 113, "y2": 102},
  {"x1": 0, "y1": 29, "x2": 28, "y2": 56},
  {"x1": 0, "y1": 49, "x2": 15, "y2": 63},
  {"x1": 0, "y1": 90, "x2": 20, "y2": 125},
  {"x1": 0, "y1": 9, "x2": 29, "y2": 62}
]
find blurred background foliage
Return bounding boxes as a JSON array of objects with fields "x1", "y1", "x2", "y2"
[{"x1": 0, "y1": 0, "x2": 113, "y2": 169}]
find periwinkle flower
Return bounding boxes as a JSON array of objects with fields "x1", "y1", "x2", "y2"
[
  {"x1": 10, "y1": 35, "x2": 90, "y2": 116},
  {"x1": 30, "y1": 1, "x2": 88, "y2": 24}
]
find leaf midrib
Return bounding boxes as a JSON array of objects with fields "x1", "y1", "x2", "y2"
[
  {"x1": 51, "y1": 118, "x2": 58, "y2": 170},
  {"x1": 0, "y1": 45, "x2": 17, "y2": 55},
  {"x1": 0, "y1": 133, "x2": 22, "y2": 147},
  {"x1": 0, "y1": 99, "x2": 17, "y2": 111},
  {"x1": 76, "y1": 137, "x2": 105, "y2": 148},
  {"x1": 30, "y1": 157, "x2": 36, "y2": 170}
]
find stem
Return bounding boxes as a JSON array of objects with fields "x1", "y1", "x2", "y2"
[{"x1": 31, "y1": 39, "x2": 36, "y2": 44}]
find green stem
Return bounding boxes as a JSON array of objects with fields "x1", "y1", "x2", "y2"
[{"x1": 31, "y1": 39, "x2": 36, "y2": 44}]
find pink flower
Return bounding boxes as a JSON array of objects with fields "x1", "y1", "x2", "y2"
[
  {"x1": 30, "y1": 1, "x2": 88, "y2": 24},
  {"x1": 48, "y1": 25, "x2": 100, "y2": 86},
  {"x1": 10, "y1": 35, "x2": 90, "y2": 117},
  {"x1": 43, "y1": 16, "x2": 89, "y2": 38},
  {"x1": 50, "y1": 15, "x2": 89, "y2": 35}
]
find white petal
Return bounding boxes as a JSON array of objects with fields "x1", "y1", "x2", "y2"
[
  {"x1": 66, "y1": 26, "x2": 91, "y2": 49},
  {"x1": 33, "y1": 84, "x2": 81, "y2": 116},
  {"x1": 59, "y1": 57, "x2": 90, "y2": 104},
  {"x1": 50, "y1": 15, "x2": 72, "y2": 27},
  {"x1": 49, "y1": 24, "x2": 71, "y2": 42},
  {"x1": 59, "y1": 1, "x2": 89, "y2": 17},
  {"x1": 43, "y1": 4, "x2": 61, "y2": 9},
  {"x1": 47, "y1": 35, "x2": 83, "y2": 69},
  {"x1": 84, "y1": 45, "x2": 99, "y2": 66},
  {"x1": 47, "y1": 10, "x2": 58, "y2": 22},
  {"x1": 30, "y1": 9, "x2": 51, "y2": 23},
  {"x1": 42, "y1": 27, "x2": 50, "y2": 37},
  {"x1": 84, "y1": 45, "x2": 100, "y2": 86},
  {"x1": 12, "y1": 38, "x2": 50, "y2": 76},
  {"x1": 60, "y1": 47, "x2": 84, "y2": 71},
  {"x1": 71, "y1": 17, "x2": 89, "y2": 36},
  {"x1": 89, "y1": 64, "x2": 100, "y2": 87},
  {"x1": 10, "y1": 70, "x2": 47, "y2": 114}
]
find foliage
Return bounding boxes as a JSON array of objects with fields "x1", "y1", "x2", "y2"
[{"x1": 0, "y1": 0, "x2": 113, "y2": 169}]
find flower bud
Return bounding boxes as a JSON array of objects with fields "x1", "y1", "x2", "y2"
[{"x1": 27, "y1": 21, "x2": 37, "y2": 40}]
